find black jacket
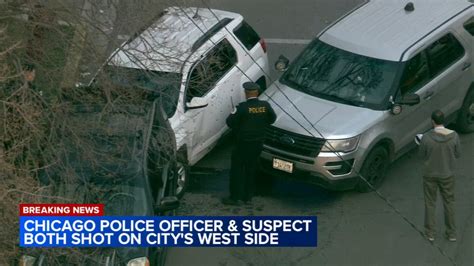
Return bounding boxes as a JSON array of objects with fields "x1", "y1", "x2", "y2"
[{"x1": 226, "y1": 98, "x2": 276, "y2": 142}]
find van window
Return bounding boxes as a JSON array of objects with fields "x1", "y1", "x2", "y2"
[
  {"x1": 233, "y1": 21, "x2": 260, "y2": 50},
  {"x1": 186, "y1": 39, "x2": 237, "y2": 102},
  {"x1": 463, "y1": 17, "x2": 474, "y2": 36},
  {"x1": 399, "y1": 52, "x2": 430, "y2": 95},
  {"x1": 426, "y1": 34, "x2": 464, "y2": 78}
]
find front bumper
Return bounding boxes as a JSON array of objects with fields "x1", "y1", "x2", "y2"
[{"x1": 260, "y1": 145, "x2": 361, "y2": 190}]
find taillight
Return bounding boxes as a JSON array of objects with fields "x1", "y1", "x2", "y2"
[{"x1": 259, "y1": 38, "x2": 267, "y2": 53}]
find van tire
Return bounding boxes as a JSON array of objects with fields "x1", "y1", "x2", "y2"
[
  {"x1": 175, "y1": 151, "x2": 189, "y2": 199},
  {"x1": 355, "y1": 146, "x2": 390, "y2": 193},
  {"x1": 456, "y1": 88, "x2": 474, "y2": 133},
  {"x1": 156, "y1": 247, "x2": 168, "y2": 266},
  {"x1": 256, "y1": 76, "x2": 267, "y2": 93}
]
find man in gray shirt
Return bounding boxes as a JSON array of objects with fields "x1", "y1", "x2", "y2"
[{"x1": 419, "y1": 110, "x2": 461, "y2": 242}]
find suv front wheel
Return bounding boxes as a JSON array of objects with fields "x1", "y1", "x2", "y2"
[
  {"x1": 355, "y1": 146, "x2": 390, "y2": 192},
  {"x1": 456, "y1": 87, "x2": 474, "y2": 133}
]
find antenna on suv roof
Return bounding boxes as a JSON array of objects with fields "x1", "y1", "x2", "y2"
[
  {"x1": 404, "y1": 2, "x2": 415, "y2": 12},
  {"x1": 193, "y1": 7, "x2": 200, "y2": 19}
]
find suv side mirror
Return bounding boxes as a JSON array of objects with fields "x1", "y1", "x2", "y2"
[
  {"x1": 390, "y1": 94, "x2": 420, "y2": 115},
  {"x1": 398, "y1": 93, "x2": 420, "y2": 106},
  {"x1": 275, "y1": 55, "x2": 290, "y2": 72},
  {"x1": 186, "y1": 97, "x2": 208, "y2": 110},
  {"x1": 155, "y1": 196, "x2": 180, "y2": 213}
]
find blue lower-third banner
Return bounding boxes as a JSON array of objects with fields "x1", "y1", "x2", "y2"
[{"x1": 20, "y1": 216, "x2": 317, "y2": 247}]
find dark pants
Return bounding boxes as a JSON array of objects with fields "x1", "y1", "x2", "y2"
[
  {"x1": 423, "y1": 176, "x2": 456, "y2": 238},
  {"x1": 229, "y1": 141, "x2": 263, "y2": 201}
]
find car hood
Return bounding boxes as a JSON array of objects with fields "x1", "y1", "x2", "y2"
[{"x1": 260, "y1": 81, "x2": 385, "y2": 139}]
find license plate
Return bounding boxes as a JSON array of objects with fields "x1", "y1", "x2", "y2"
[{"x1": 273, "y1": 158, "x2": 294, "y2": 173}]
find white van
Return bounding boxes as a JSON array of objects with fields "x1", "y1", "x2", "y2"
[{"x1": 106, "y1": 7, "x2": 270, "y2": 197}]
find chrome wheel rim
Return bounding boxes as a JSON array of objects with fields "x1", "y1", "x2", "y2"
[{"x1": 176, "y1": 162, "x2": 186, "y2": 195}]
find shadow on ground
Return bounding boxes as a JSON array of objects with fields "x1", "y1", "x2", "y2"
[{"x1": 187, "y1": 167, "x2": 343, "y2": 211}]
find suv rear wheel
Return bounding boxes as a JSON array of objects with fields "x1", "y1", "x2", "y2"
[
  {"x1": 176, "y1": 159, "x2": 189, "y2": 199},
  {"x1": 456, "y1": 87, "x2": 474, "y2": 133},
  {"x1": 356, "y1": 146, "x2": 389, "y2": 192}
]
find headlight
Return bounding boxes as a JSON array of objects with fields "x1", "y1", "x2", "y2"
[
  {"x1": 19, "y1": 255, "x2": 36, "y2": 266},
  {"x1": 321, "y1": 137, "x2": 359, "y2": 153},
  {"x1": 127, "y1": 257, "x2": 149, "y2": 266}
]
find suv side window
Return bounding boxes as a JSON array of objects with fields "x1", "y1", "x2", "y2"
[
  {"x1": 186, "y1": 39, "x2": 237, "y2": 102},
  {"x1": 233, "y1": 21, "x2": 260, "y2": 50},
  {"x1": 464, "y1": 17, "x2": 474, "y2": 36},
  {"x1": 399, "y1": 52, "x2": 430, "y2": 95},
  {"x1": 426, "y1": 33, "x2": 464, "y2": 78}
]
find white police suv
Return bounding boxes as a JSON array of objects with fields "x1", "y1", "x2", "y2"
[{"x1": 106, "y1": 7, "x2": 270, "y2": 197}]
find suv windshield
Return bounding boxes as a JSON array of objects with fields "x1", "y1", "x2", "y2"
[
  {"x1": 280, "y1": 40, "x2": 399, "y2": 109},
  {"x1": 105, "y1": 65, "x2": 181, "y2": 117}
]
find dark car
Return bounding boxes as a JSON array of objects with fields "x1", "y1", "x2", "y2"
[{"x1": 19, "y1": 100, "x2": 179, "y2": 266}]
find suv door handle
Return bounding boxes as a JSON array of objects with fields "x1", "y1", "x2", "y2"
[
  {"x1": 462, "y1": 62, "x2": 471, "y2": 71},
  {"x1": 423, "y1": 91, "x2": 434, "y2": 100}
]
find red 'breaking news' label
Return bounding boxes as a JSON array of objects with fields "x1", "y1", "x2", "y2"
[{"x1": 19, "y1": 204, "x2": 104, "y2": 216}]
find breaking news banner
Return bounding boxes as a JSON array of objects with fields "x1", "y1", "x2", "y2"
[
  {"x1": 19, "y1": 203, "x2": 104, "y2": 216},
  {"x1": 19, "y1": 204, "x2": 317, "y2": 248}
]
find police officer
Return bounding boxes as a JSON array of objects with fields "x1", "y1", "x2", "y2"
[{"x1": 222, "y1": 82, "x2": 276, "y2": 205}]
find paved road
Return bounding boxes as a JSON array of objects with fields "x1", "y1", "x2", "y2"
[
  {"x1": 167, "y1": 1, "x2": 473, "y2": 265},
  {"x1": 207, "y1": 0, "x2": 365, "y2": 80},
  {"x1": 168, "y1": 133, "x2": 473, "y2": 266}
]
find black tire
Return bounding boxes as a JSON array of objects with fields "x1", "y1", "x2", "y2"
[
  {"x1": 155, "y1": 247, "x2": 168, "y2": 266},
  {"x1": 256, "y1": 76, "x2": 267, "y2": 93},
  {"x1": 456, "y1": 87, "x2": 474, "y2": 133},
  {"x1": 355, "y1": 146, "x2": 390, "y2": 193},
  {"x1": 175, "y1": 159, "x2": 189, "y2": 199},
  {"x1": 164, "y1": 160, "x2": 178, "y2": 197}
]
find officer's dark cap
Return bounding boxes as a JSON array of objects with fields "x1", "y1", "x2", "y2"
[{"x1": 243, "y1": 82, "x2": 260, "y2": 92}]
